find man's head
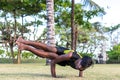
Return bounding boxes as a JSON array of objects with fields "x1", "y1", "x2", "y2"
[
  {"x1": 81, "y1": 56, "x2": 94, "y2": 68},
  {"x1": 77, "y1": 56, "x2": 94, "y2": 71}
]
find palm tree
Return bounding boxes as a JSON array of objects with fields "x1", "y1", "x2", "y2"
[
  {"x1": 81, "y1": 0, "x2": 102, "y2": 10},
  {"x1": 46, "y1": 0, "x2": 55, "y2": 65}
]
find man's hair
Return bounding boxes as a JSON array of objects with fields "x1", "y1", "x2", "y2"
[{"x1": 80, "y1": 56, "x2": 94, "y2": 68}]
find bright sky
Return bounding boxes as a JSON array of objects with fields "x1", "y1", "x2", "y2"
[{"x1": 90, "y1": 0, "x2": 120, "y2": 27}]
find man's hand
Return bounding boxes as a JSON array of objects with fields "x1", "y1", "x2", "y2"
[
  {"x1": 50, "y1": 52, "x2": 73, "y2": 78},
  {"x1": 51, "y1": 60, "x2": 56, "y2": 78},
  {"x1": 79, "y1": 71, "x2": 83, "y2": 77}
]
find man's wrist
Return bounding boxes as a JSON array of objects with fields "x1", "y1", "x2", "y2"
[{"x1": 52, "y1": 75, "x2": 56, "y2": 78}]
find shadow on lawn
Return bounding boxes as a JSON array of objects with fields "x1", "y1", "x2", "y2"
[{"x1": 0, "y1": 73, "x2": 66, "y2": 78}]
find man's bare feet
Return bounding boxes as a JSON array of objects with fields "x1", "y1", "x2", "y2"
[
  {"x1": 16, "y1": 36, "x2": 24, "y2": 43},
  {"x1": 17, "y1": 42, "x2": 26, "y2": 50}
]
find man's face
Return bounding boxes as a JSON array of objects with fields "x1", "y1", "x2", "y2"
[{"x1": 76, "y1": 60, "x2": 86, "y2": 71}]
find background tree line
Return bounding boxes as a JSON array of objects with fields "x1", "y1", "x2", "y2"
[{"x1": 0, "y1": 0, "x2": 119, "y2": 64}]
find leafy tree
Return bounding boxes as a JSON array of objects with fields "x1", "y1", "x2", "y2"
[
  {"x1": 71, "y1": 0, "x2": 105, "y2": 50},
  {"x1": 106, "y1": 44, "x2": 120, "y2": 63},
  {"x1": 105, "y1": 24, "x2": 120, "y2": 48},
  {"x1": 54, "y1": 2, "x2": 104, "y2": 47},
  {"x1": 0, "y1": 0, "x2": 46, "y2": 63}
]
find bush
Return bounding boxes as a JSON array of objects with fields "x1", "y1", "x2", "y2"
[
  {"x1": 106, "y1": 59, "x2": 120, "y2": 64},
  {"x1": 106, "y1": 44, "x2": 120, "y2": 63},
  {"x1": 0, "y1": 58, "x2": 46, "y2": 64}
]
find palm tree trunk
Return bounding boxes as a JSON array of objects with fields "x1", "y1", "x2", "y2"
[{"x1": 46, "y1": 0, "x2": 55, "y2": 65}]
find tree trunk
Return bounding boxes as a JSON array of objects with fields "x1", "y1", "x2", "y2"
[
  {"x1": 71, "y1": 0, "x2": 76, "y2": 50},
  {"x1": 17, "y1": 50, "x2": 21, "y2": 64},
  {"x1": 13, "y1": 9, "x2": 21, "y2": 64},
  {"x1": 13, "y1": 9, "x2": 17, "y2": 40},
  {"x1": 17, "y1": 15, "x2": 24, "y2": 64},
  {"x1": 21, "y1": 14, "x2": 24, "y2": 37},
  {"x1": 9, "y1": 42, "x2": 15, "y2": 63},
  {"x1": 46, "y1": 0, "x2": 55, "y2": 65}
]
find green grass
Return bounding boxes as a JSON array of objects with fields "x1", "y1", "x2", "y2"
[{"x1": 0, "y1": 63, "x2": 120, "y2": 80}]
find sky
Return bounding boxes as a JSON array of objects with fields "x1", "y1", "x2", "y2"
[{"x1": 88, "y1": 0, "x2": 120, "y2": 27}]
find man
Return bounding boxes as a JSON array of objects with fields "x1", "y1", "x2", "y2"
[{"x1": 16, "y1": 36, "x2": 93, "y2": 77}]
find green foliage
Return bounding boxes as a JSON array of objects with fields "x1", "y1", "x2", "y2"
[
  {"x1": 0, "y1": 49, "x2": 5, "y2": 55},
  {"x1": 0, "y1": 0, "x2": 46, "y2": 15},
  {"x1": 22, "y1": 51, "x2": 38, "y2": 59},
  {"x1": 74, "y1": 4, "x2": 84, "y2": 25},
  {"x1": 0, "y1": 58, "x2": 43, "y2": 63},
  {"x1": 54, "y1": 1, "x2": 105, "y2": 47},
  {"x1": 0, "y1": 58, "x2": 13, "y2": 63},
  {"x1": 105, "y1": 24, "x2": 120, "y2": 33},
  {"x1": 84, "y1": 8, "x2": 105, "y2": 20},
  {"x1": 106, "y1": 44, "x2": 120, "y2": 63},
  {"x1": 8, "y1": 51, "x2": 18, "y2": 58},
  {"x1": 79, "y1": 52, "x2": 94, "y2": 58}
]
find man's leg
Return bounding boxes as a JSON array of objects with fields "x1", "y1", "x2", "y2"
[
  {"x1": 16, "y1": 36, "x2": 57, "y2": 53},
  {"x1": 17, "y1": 42, "x2": 58, "y2": 59}
]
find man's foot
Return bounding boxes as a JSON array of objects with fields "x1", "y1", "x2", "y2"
[
  {"x1": 16, "y1": 36, "x2": 24, "y2": 43},
  {"x1": 17, "y1": 42, "x2": 26, "y2": 50}
]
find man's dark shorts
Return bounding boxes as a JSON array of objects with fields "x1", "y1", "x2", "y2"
[{"x1": 56, "y1": 46, "x2": 69, "y2": 55}]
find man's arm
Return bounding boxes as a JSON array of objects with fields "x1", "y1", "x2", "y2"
[
  {"x1": 54, "y1": 52, "x2": 73, "y2": 62},
  {"x1": 51, "y1": 60, "x2": 56, "y2": 77},
  {"x1": 79, "y1": 71, "x2": 83, "y2": 77},
  {"x1": 50, "y1": 52, "x2": 73, "y2": 77}
]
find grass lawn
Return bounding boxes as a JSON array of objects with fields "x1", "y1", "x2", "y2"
[{"x1": 0, "y1": 63, "x2": 120, "y2": 80}]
